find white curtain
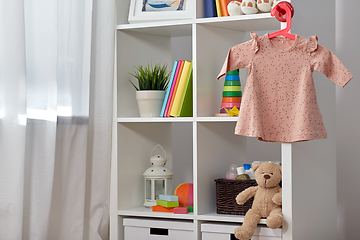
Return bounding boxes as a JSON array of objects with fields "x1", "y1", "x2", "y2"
[{"x1": 0, "y1": 0, "x2": 115, "y2": 239}]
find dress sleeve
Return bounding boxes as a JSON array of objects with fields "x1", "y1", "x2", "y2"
[
  {"x1": 309, "y1": 36, "x2": 353, "y2": 88},
  {"x1": 217, "y1": 32, "x2": 259, "y2": 80}
]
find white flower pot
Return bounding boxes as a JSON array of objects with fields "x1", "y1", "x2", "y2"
[{"x1": 136, "y1": 90, "x2": 166, "y2": 117}]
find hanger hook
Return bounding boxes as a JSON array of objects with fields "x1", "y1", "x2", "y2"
[{"x1": 271, "y1": 1, "x2": 294, "y2": 23}]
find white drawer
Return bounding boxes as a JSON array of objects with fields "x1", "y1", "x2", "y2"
[
  {"x1": 123, "y1": 218, "x2": 194, "y2": 240},
  {"x1": 201, "y1": 222, "x2": 281, "y2": 240}
]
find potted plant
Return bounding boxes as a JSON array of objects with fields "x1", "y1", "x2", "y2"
[{"x1": 129, "y1": 63, "x2": 170, "y2": 117}]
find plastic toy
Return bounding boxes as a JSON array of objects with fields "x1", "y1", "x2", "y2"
[
  {"x1": 159, "y1": 194, "x2": 178, "y2": 202},
  {"x1": 174, "y1": 207, "x2": 188, "y2": 214},
  {"x1": 152, "y1": 205, "x2": 175, "y2": 212},
  {"x1": 156, "y1": 199, "x2": 179, "y2": 208},
  {"x1": 215, "y1": 69, "x2": 242, "y2": 117},
  {"x1": 174, "y1": 183, "x2": 193, "y2": 207}
]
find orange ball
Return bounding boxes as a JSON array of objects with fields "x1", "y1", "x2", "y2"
[{"x1": 174, "y1": 183, "x2": 193, "y2": 207}]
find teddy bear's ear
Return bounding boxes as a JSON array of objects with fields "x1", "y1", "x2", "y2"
[{"x1": 252, "y1": 163, "x2": 261, "y2": 172}]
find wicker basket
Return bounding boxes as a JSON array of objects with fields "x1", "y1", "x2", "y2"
[{"x1": 215, "y1": 178, "x2": 257, "y2": 215}]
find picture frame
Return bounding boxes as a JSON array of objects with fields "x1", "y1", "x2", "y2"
[{"x1": 128, "y1": 0, "x2": 193, "y2": 23}]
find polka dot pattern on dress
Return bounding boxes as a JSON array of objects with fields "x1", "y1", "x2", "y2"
[{"x1": 217, "y1": 32, "x2": 354, "y2": 143}]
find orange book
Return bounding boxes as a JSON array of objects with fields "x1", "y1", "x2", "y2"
[
  {"x1": 167, "y1": 60, "x2": 185, "y2": 117},
  {"x1": 219, "y1": 0, "x2": 232, "y2": 16}
]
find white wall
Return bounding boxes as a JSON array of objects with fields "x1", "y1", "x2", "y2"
[
  {"x1": 291, "y1": 1, "x2": 338, "y2": 239},
  {"x1": 335, "y1": 0, "x2": 360, "y2": 239},
  {"x1": 293, "y1": 0, "x2": 360, "y2": 239}
]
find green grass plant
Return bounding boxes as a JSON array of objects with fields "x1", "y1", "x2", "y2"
[{"x1": 129, "y1": 63, "x2": 170, "y2": 91}]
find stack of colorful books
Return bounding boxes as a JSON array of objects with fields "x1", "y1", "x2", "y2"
[
  {"x1": 160, "y1": 60, "x2": 193, "y2": 117},
  {"x1": 152, "y1": 194, "x2": 193, "y2": 214},
  {"x1": 152, "y1": 194, "x2": 179, "y2": 212}
]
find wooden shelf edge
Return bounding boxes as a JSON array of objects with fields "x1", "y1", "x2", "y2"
[
  {"x1": 117, "y1": 117, "x2": 194, "y2": 123},
  {"x1": 118, "y1": 208, "x2": 195, "y2": 220},
  {"x1": 117, "y1": 116, "x2": 238, "y2": 123},
  {"x1": 116, "y1": 13, "x2": 275, "y2": 30},
  {"x1": 117, "y1": 209, "x2": 266, "y2": 224},
  {"x1": 197, "y1": 212, "x2": 266, "y2": 224}
]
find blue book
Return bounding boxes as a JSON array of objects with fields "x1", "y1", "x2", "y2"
[
  {"x1": 204, "y1": 0, "x2": 217, "y2": 18},
  {"x1": 160, "y1": 61, "x2": 178, "y2": 117}
]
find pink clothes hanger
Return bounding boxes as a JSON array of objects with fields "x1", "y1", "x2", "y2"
[{"x1": 268, "y1": 1, "x2": 296, "y2": 40}]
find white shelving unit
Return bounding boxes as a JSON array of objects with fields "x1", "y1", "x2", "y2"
[{"x1": 111, "y1": 0, "x2": 339, "y2": 239}]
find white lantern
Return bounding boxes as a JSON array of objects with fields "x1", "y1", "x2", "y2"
[{"x1": 143, "y1": 144, "x2": 173, "y2": 207}]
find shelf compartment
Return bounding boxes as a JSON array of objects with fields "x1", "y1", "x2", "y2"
[
  {"x1": 196, "y1": 122, "x2": 247, "y2": 215},
  {"x1": 117, "y1": 28, "x2": 192, "y2": 118},
  {"x1": 195, "y1": 24, "x2": 246, "y2": 118},
  {"x1": 118, "y1": 122, "x2": 193, "y2": 210}
]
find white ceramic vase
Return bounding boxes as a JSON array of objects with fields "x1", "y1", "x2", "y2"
[{"x1": 136, "y1": 90, "x2": 165, "y2": 117}]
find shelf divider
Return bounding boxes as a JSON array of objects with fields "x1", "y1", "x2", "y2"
[{"x1": 281, "y1": 143, "x2": 292, "y2": 240}]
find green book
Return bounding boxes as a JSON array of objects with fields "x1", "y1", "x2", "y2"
[
  {"x1": 177, "y1": 61, "x2": 193, "y2": 117},
  {"x1": 156, "y1": 199, "x2": 179, "y2": 208}
]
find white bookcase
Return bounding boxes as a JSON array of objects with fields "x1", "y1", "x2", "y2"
[{"x1": 110, "y1": 0, "x2": 339, "y2": 239}]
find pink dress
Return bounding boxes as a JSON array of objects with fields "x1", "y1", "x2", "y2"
[{"x1": 218, "y1": 32, "x2": 353, "y2": 143}]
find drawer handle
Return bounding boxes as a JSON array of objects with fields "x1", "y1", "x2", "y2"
[{"x1": 150, "y1": 228, "x2": 169, "y2": 236}]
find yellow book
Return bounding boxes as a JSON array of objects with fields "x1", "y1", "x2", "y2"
[
  {"x1": 215, "y1": 0, "x2": 222, "y2": 17},
  {"x1": 169, "y1": 61, "x2": 191, "y2": 117},
  {"x1": 177, "y1": 61, "x2": 193, "y2": 117}
]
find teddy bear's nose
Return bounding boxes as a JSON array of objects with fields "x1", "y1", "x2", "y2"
[{"x1": 264, "y1": 174, "x2": 271, "y2": 179}]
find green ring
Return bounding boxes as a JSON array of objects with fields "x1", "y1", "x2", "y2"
[
  {"x1": 224, "y1": 81, "x2": 241, "y2": 86},
  {"x1": 223, "y1": 86, "x2": 241, "y2": 92},
  {"x1": 223, "y1": 91, "x2": 242, "y2": 97}
]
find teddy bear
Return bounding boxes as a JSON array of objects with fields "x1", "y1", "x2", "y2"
[{"x1": 234, "y1": 161, "x2": 283, "y2": 240}]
